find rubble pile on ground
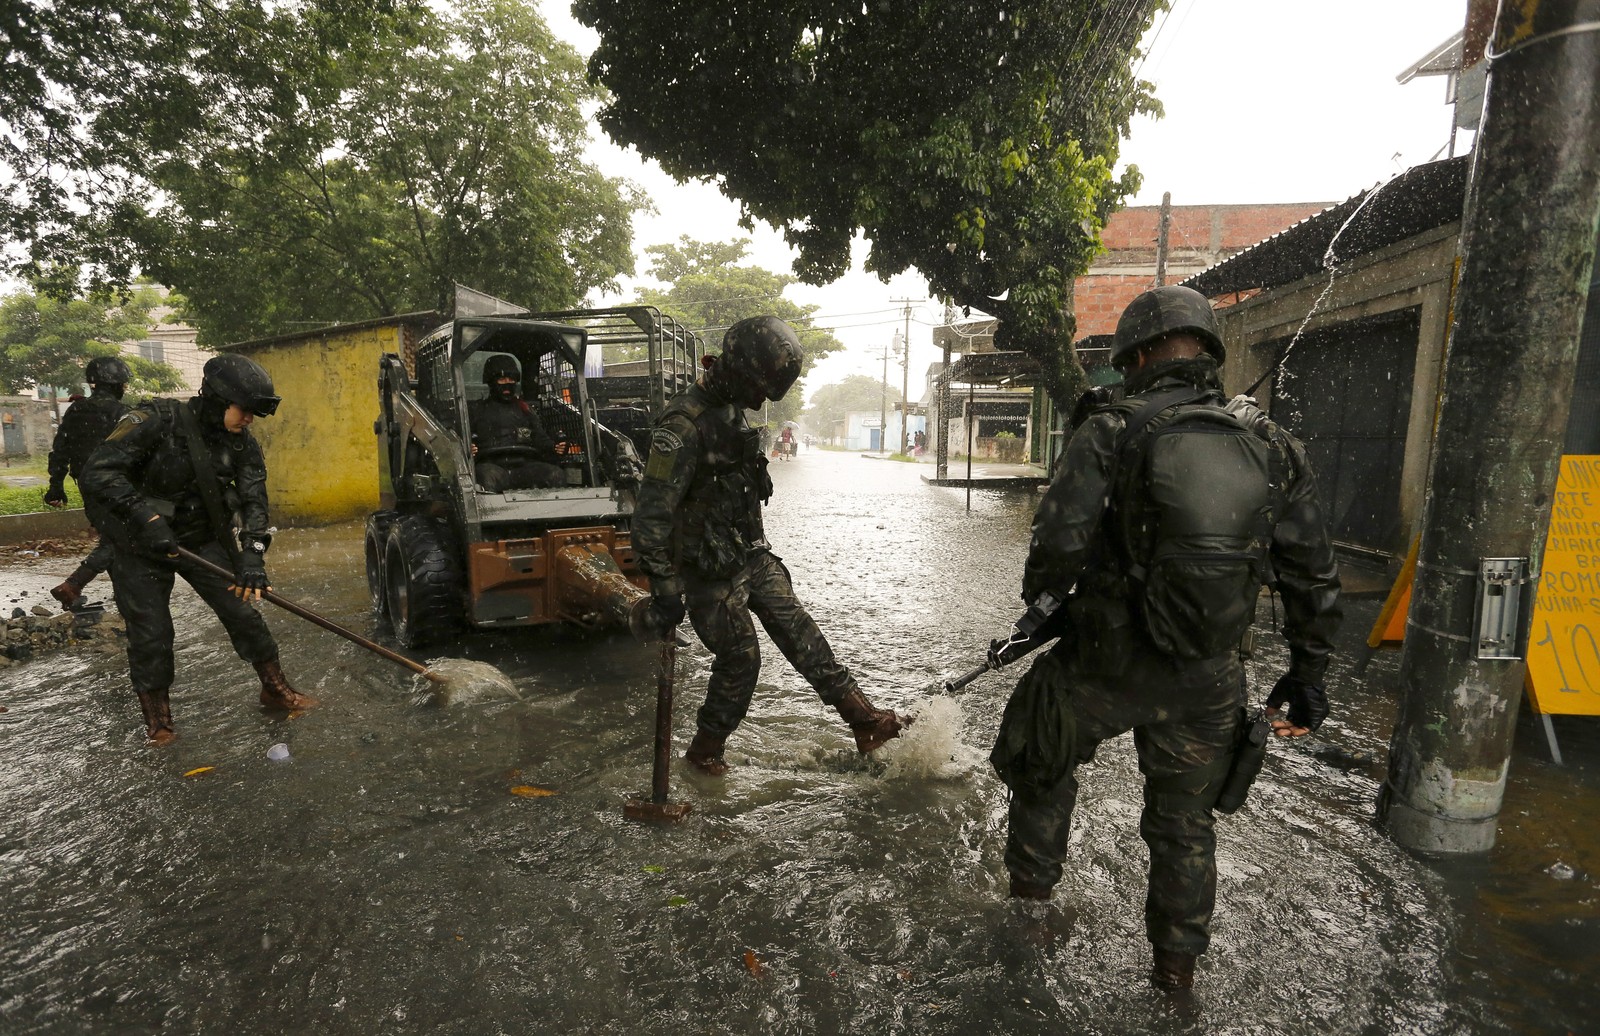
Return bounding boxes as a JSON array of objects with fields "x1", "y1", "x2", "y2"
[{"x1": 0, "y1": 605, "x2": 125, "y2": 666}]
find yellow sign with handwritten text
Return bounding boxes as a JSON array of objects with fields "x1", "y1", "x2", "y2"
[{"x1": 1527, "y1": 455, "x2": 1600, "y2": 716}]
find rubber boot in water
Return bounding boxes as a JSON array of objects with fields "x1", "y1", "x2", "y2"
[
  {"x1": 834, "y1": 688, "x2": 909, "y2": 753},
  {"x1": 1151, "y1": 948, "x2": 1197, "y2": 990},
  {"x1": 684, "y1": 730, "x2": 730, "y2": 775},
  {"x1": 254, "y1": 658, "x2": 319, "y2": 711},
  {"x1": 1008, "y1": 876, "x2": 1053, "y2": 900},
  {"x1": 136, "y1": 688, "x2": 176, "y2": 745}
]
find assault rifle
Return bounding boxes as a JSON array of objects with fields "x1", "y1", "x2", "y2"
[{"x1": 944, "y1": 590, "x2": 1068, "y2": 693}]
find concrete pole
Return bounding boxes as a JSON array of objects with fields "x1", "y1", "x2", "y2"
[
  {"x1": 879, "y1": 340, "x2": 888, "y2": 454},
  {"x1": 1155, "y1": 191, "x2": 1172, "y2": 287},
  {"x1": 1379, "y1": 0, "x2": 1600, "y2": 854}
]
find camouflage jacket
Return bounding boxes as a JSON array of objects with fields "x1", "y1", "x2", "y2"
[
  {"x1": 633, "y1": 381, "x2": 772, "y2": 595},
  {"x1": 81, "y1": 397, "x2": 271, "y2": 550},
  {"x1": 1024, "y1": 367, "x2": 1342, "y2": 683},
  {"x1": 47, "y1": 390, "x2": 129, "y2": 484}
]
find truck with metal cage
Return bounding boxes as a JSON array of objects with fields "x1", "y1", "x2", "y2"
[{"x1": 364, "y1": 294, "x2": 701, "y2": 647}]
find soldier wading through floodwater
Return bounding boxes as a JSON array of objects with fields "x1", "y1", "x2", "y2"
[
  {"x1": 43, "y1": 356, "x2": 132, "y2": 609},
  {"x1": 998, "y1": 286, "x2": 1342, "y2": 990},
  {"x1": 633, "y1": 316, "x2": 910, "y2": 775},
  {"x1": 81, "y1": 355, "x2": 317, "y2": 743}
]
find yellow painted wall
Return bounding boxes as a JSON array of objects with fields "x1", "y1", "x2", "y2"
[{"x1": 237, "y1": 326, "x2": 401, "y2": 524}]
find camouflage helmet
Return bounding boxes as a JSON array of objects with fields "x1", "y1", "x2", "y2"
[
  {"x1": 1111, "y1": 285, "x2": 1225, "y2": 368},
  {"x1": 85, "y1": 355, "x2": 131, "y2": 386},
  {"x1": 719, "y1": 316, "x2": 803, "y2": 402},
  {"x1": 201, "y1": 354, "x2": 280, "y2": 417}
]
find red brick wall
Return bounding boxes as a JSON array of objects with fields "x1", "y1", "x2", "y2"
[{"x1": 1075, "y1": 202, "x2": 1331, "y2": 337}]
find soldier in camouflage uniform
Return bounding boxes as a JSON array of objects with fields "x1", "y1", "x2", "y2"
[
  {"x1": 43, "y1": 356, "x2": 133, "y2": 608},
  {"x1": 633, "y1": 316, "x2": 908, "y2": 775},
  {"x1": 1005, "y1": 286, "x2": 1342, "y2": 990},
  {"x1": 81, "y1": 355, "x2": 317, "y2": 744}
]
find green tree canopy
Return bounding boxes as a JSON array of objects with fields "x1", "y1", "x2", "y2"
[
  {"x1": 804, "y1": 373, "x2": 901, "y2": 439},
  {"x1": 0, "y1": 284, "x2": 182, "y2": 405},
  {"x1": 576, "y1": 0, "x2": 1162, "y2": 411},
  {"x1": 636, "y1": 236, "x2": 843, "y2": 427},
  {"x1": 1, "y1": 1, "x2": 423, "y2": 293},
  {"x1": 140, "y1": 0, "x2": 643, "y2": 345}
]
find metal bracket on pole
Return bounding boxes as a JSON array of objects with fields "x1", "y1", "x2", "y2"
[{"x1": 1473, "y1": 557, "x2": 1532, "y2": 659}]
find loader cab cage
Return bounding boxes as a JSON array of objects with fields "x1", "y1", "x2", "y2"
[{"x1": 527, "y1": 306, "x2": 703, "y2": 456}]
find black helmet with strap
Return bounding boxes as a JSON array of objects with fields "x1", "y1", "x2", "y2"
[
  {"x1": 716, "y1": 316, "x2": 803, "y2": 406},
  {"x1": 1112, "y1": 286, "x2": 1225, "y2": 369},
  {"x1": 201, "y1": 354, "x2": 280, "y2": 416}
]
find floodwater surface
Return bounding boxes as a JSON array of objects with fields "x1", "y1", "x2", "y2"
[{"x1": 1, "y1": 449, "x2": 1596, "y2": 1034}]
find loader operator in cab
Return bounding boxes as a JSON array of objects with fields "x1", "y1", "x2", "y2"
[{"x1": 468, "y1": 354, "x2": 565, "y2": 491}]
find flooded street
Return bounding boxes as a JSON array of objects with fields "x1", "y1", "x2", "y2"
[{"x1": 2, "y1": 448, "x2": 1596, "y2": 1034}]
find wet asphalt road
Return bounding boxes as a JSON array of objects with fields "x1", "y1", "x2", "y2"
[{"x1": 1, "y1": 448, "x2": 1596, "y2": 1034}]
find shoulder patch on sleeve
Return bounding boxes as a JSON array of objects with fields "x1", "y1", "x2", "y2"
[
  {"x1": 104, "y1": 411, "x2": 144, "y2": 441},
  {"x1": 651, "y1": 428, "x2": 683, "y2": 454}
]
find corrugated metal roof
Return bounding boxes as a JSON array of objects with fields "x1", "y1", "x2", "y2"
[{"x1": 1181, "y1": 155, "x2": 1469, "y2": 299}]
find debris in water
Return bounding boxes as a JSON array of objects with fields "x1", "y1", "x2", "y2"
[
  {"x1": 509, "y1": 785, "x2": 557, "y2": 798},
  {"x1": 742, "y1": 951, "x2": 766, "y2": 977},
  {"x1": 266, "y1": 743, "x2": 291, "y2": 762},
  {"x1": 183, "y1": 766, "x2": 214, "y2": 778},
  {"x1": 412, "y1": 658, "x2": 520, "y2": 706},
  {"x1": 1547, "y1": 861, "x2": 1577, "y2": 880}
]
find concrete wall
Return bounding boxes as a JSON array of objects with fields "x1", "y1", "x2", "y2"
[
  {"x1": 234, "y1": 324, "x2": 408, "y2": 524},
  {"x1": 1212, "y1": 223, "x2": 1461, "y2": 545},
  {"x1": 1, "y1": 397, "x2": 56, "y2": 459}
]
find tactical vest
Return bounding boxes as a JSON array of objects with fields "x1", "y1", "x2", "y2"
[
  {"x1": 662, "y1": 390, "x2": 771, "y2": 578},
  {"x1": 110, "y1": 399, "x2": 246, "y2": 547},
  {"x1": 1091, "y1": 388, "x2": 1287, "y2": 661}
]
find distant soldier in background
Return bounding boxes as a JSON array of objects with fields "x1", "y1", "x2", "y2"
[
  {"x1": 43, "y1": 356, "x2": 132, "y2": 609},
  {"x1": 633, "y1": 316, "x2": 909, "y2": 775}
]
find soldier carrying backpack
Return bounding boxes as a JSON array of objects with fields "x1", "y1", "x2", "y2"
[{"x1": 999, "y1": 285, "x2": 1343, "y2": 991}]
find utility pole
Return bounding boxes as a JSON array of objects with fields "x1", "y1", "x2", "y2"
[
  {"x1": 1155, "y1": 191, "x2": 1172, "y2": 286},
  {"x1": 878, "y1": 338, "x2": 889, "y2": 454},
  {"x1": 937, "y1": 300, "x2": 954, "y2": 479},
  {"x1": 1378, "y1": 0, "x2": 1600, "y2": 854},
  {"x1": 893, "y1": 299, "x2": 916, "y2": 455}
]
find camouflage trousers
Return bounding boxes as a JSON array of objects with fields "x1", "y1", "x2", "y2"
[
  {"x1": 684, "y1": 549, "x2": 858, "y2": 738},
  {"x1": 110, "y1": 539, "x2": 279, "y2": 694},
  {"x1": 1004, "y1": 643, "x2": 1243, "y2": 956}
]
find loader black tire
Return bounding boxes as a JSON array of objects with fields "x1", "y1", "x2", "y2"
[
  {"x1": 364, "y1": 510, "x2": 398, "y2": 619},
  {"x1": 384, "y1": 514, "x2": 465, "y2": 648}
]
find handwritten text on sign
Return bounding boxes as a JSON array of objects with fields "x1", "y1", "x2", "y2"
[{"x1": 1527, "y1": 455, "x2": 1600, "y2": 715}]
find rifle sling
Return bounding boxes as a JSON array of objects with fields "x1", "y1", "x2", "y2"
[{"x1": 173, "y1": 400, "x2": 240, "y2": 564}]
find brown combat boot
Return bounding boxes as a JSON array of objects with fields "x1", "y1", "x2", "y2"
[
  {"x1": 684, "y1": 730, "x2": 731, "y2": 775},
  {"x1": 136, "y1": 688, "x2": 176, "y2": 745},
  {"x1": 1151, "y1": 948, "x2": 1197, "y2": 990},
  {"x1": 254, "y1": 658, "x2": 319, "y2": 711},
  {"x1": 834, "y1": 688, "x2": 910, "y2": 753}
]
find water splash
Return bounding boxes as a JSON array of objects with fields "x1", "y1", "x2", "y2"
[
  {"x1": 411, "y1": 658, "x2": 521, "y2": 706},
  {"x1": 875, "y1": 695, "x2": 979, "y2": 779}
]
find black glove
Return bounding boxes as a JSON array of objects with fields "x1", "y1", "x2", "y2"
[
  {"x1": 234, "y1": 550, "x2": 270, "y2": 593},
  {"x1": 1266, "y1": 674, "x2": 1329, "y2": 732},
  {"x1": 141, "y1": 515, "x2": 177, "y2": 556},
  {"x1": 646, "y1": 593, "x2": 686, "y2": 636},
  {"x1": 43, "y1": 481, "x2": 67, "y2": 508}
]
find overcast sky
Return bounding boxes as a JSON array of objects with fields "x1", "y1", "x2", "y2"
[{"x1": 541, "y1": 0, "x2": 1471, "y2": 402}]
